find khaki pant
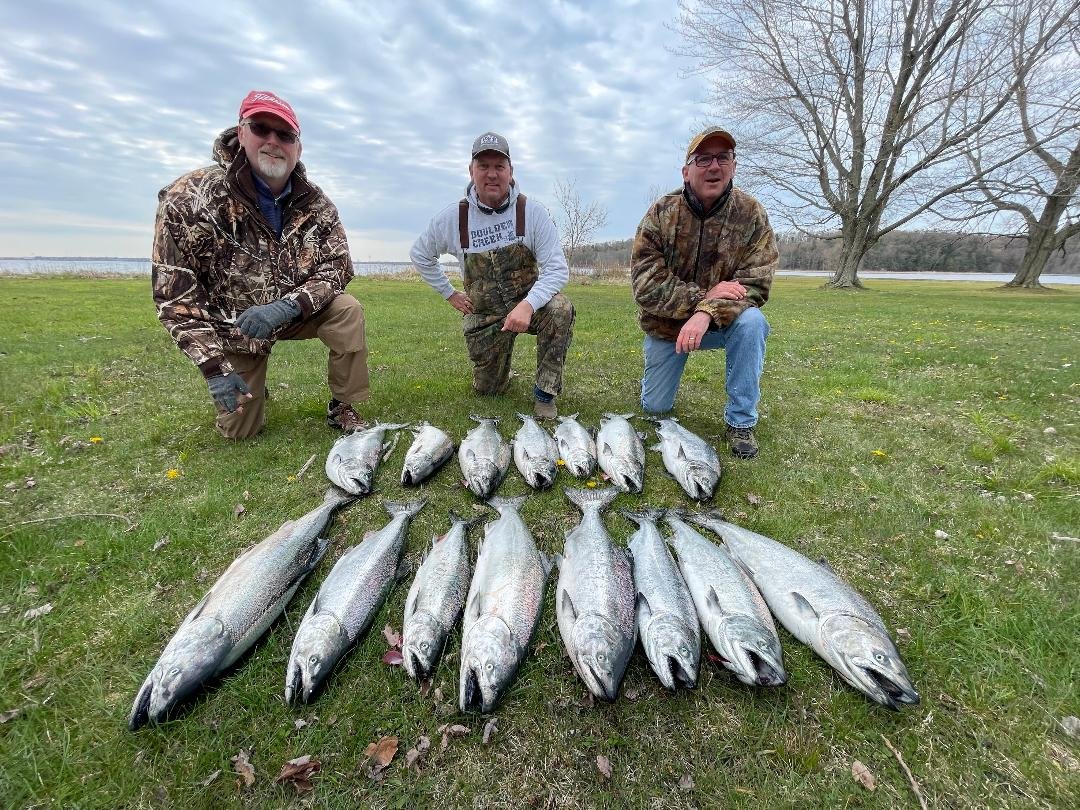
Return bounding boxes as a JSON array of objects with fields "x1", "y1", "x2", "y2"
[{"x1": 215, "y1": 294, "x2": 368, "y2": 439}]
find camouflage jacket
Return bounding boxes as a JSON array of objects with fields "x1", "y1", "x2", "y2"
[
  {"x1": 630, "y1": 185, "x2": 778, "y2": 341},
  {"x1": 152, "y1": 127, "x2": 353, "y2": 378}
]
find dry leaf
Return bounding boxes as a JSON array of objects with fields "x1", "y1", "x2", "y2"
[
  {"x1": 404, "y1": 735, "x2": 431, "y2": 769},
  {"x1": 851, "y1": 760, "x2": 876, "y2": 791},
  {"x1": 231, "y1": 749, "x2": 256, "y2": 790},
  {"x1": 746, "y1": 493, "x2": 763, "y2": 506},
  {"x1": 678, "y1": 774, "x2": 694, "y2": 790},
  {"x1": 382, "y1": 624, "x2": 402, "y2": 648},
  {"x1": 23, "y1": 603, "x2": 53, "y2": 621},
  {"x1": 153, "y1": 535, "x2": 170, "y2": 552},
  {"x1": 1061, "y1": 716, "x2": 1080, "y2": 739},
  {"x1": 293, "y1": 718, "x2": 309, "y2": 731},
  {"x1": 933, "y1": 529, "x2": 949, "y2": 540},
  {"x1": 232, "y1": 503, "x2": 245, "y2": 519},
  {"x1": 73, "y1": 538, "x2": 85, "y2": 547},
  {"x1": 1, "y1": 707, "x2": 23, "y2": 723},
  {"x1": 418, "y1": 678, "x2": 433, "y2": 698},
  {"x1": 433, "y1": 686, "x2": 444, "y2": 703},
  {"x1": 275, "y1": 755, "x2": 320, "y2": 793},
  {"x1": 482, "y1": 717, "x2": 498, "y2": 745},
  {"x1": 363, "y1": 736, "x2": 398, "y2": 771},
  {"x1": 381, "y1": 650, "x2": 404, "y2": 666},
  {"x1": 197, "y1": 769, "x2": 221, "y2": 788},
  {"x1": 623, "y1": 685, "x2": 643, "y2": 701},
  {"x1": 596, "y1": 754, "x2": 613, "y2": 780}
]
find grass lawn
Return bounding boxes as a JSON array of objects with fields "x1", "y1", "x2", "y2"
[{"x1": 0, "y1": 275, "x2": 1077, "y2": 808}]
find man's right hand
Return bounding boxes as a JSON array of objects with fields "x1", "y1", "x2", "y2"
[
  {"x1": 207, "y1": 373, "x2": 252, "y2": 413},
  {"x1": 705, "y1": 280, "x2": 748, "y2": 300},
  {"x1": 448, "y1": 291, "x2": 474, "y2": 315}
]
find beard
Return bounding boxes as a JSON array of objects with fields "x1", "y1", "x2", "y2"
[{"x1": 256, "y1": 151, "x2": 290, "y2": 180}]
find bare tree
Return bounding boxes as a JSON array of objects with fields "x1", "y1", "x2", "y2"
[
  {"x1": 677, "y1": 0, "x2": 1077, "y2": 288},
  {"x1": 950, "y1": 4, "x2": 1080, "y2": 288},
  {"x1": 553, "y1": 177, "x2": 610, "y2": 268}
]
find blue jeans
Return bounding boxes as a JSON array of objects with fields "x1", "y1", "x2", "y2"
[{"x1": 640, "y1": 307, "x2": 770, "y2": 427}]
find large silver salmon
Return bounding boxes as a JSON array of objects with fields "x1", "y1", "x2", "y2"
[
  {"x1": 459, "y1": 496, "x2": 550, "y2": 713},
  {"x1": 401, "y1": 422, "x2": 455, "y2": 486},
  {"x1": 690, "y1": 512, "x2": 919, "y2": 710},
  {"x1": 128, "y1": 488, "x2": 352, "y2": 729},
  {"x1": 651, "y1": 418, "x2": 721, "y2": 501},
  {"x1": 665, "y1": 511, "x2": 786, "y2": 687},
  {"x1": 513, "y1": 413, "x2": 560, "y2": 489},
  {"x1": 458, "y1": 417, "x2": 511, "y2": 499},
  {"x1": 556, "y1": 487, "x2": 636, "y2": 700},
  {"x1": 624, "y1": 509, "x2": 700, "y2": 690},
  {"x1": 401, "y1": 512, "x2": 472, "y2": 680},
  {"x1": 325, "y1": 422, "x2": 408, "y2": 495},
  {"x1": 596, "y1": 413, "x2": 645, "y2": 493},
  {"x1": 554, "y1": 414, "x2": 597, "y2": 479},
  {"x1": 285, "y1": 498, "x2": 425, "y2": 704}
]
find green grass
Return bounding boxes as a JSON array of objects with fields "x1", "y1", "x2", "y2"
[{"x1": 1, "y1": 276, "x2": 1077, "y2": 808}]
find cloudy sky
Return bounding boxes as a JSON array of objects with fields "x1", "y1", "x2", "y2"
[{"x1": 0, "y1": 0, "x2": 714, "y2": 260}]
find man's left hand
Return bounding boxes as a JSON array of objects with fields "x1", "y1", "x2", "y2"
[
  {"x1": 676, "y1": 311, "x2": 713, "y2": 354},
  {"x1": 501, "y1": 300, "x2": 534, "y2": 333},
  {"x1": 235, "y1": 299, "x2": 302, "y2": 339}
]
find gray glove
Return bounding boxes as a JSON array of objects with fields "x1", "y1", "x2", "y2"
[
  {"x1": 207, "y1": 373, "x2": 251, "y2": 413},
  {"x1": 235, "y1": 298, "x2": 301, "y2": 339}
]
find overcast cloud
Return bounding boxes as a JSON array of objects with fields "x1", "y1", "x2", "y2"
[{"x1": 0, "y1": 0, "x2": 713, "y2": 259}]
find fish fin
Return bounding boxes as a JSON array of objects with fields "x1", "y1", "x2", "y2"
[
  {"x1": 395, "y1": 560, "x2": 413, "y2": 583},
  {"x1": 601, "y1": 441, "x2": 613, "y2": 457},
  {"x1": 676, "y1": 443, "x2": 687, "y2": 460},
  {"x1": 650, "y1": 443, "x2": 662, "y2": 453},
  {"x1": 637, "y1": 431, "x2": 647, "y2": 442},
  {"x1": 817, "y1": 557, "x2": 837, "y2": 575},
  {"x1": 790, "y1": 591, "x2": 820, "y2": 622},
  {"x1": 465, "y1": 589, "x2": 481, "y2": 623},
  {"x1": 706, "y1": 586, "x2": 726, "y2": 615},
  {"x1": 384, "y1": 498, "x2": 426, "y2": 518},
  {"x1": 184, "y1": 588, "x2": 214, "y2": 623},
  {"x1": 465, "y1": 448, "x2": 476, "y2": 463},
  {"x1": 540, "y1": 552, "x2": 554, "y2": 579},
  {"x1": 561, "y1": 589, "x2": 579, "y2": 622},
  {"x1": 553, "y1": 552, "x2": 564, "y2": 569},
  {"x1": 636, "y1": 592, "x2": 652, "y2": 624}
]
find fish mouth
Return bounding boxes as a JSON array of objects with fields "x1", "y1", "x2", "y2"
[
  {"x1": 128, "y1": 681, "x2": 154, "y2": 731},
  {"x1": 531, "y1": 471, "x2": 554, "y2": 489},
  {"x1": 580, "y1": 659, "x2": 618, "y2": 702},
  {"x1": 661, "y1": 654, "x2": 697, "y2": 690},
  {"x1": 747, "y1": 649, "x2": 787, "y2": 687},
  {"x1": 404, "y1": 648, "x2": 429, "y2": 681},
  {"x1": 402, "y1": 468, "x2": 416, "y2": 486},
  {"x1": 861, "y1": 665, "x2": 920, "y2": 710},
  {"x1": 460, "y1": 665, "x2": 490, "y2": 713},
  {"x1": 616, "y1": 474, "x2": 641, "y2": 493},
  {"x1": 285, "y1": 662, "x2": 305, "y2": 705}
]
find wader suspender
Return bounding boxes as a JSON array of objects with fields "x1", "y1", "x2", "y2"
[{"x1": 458, "y1": 195, "x2": 528, "y2": 249}]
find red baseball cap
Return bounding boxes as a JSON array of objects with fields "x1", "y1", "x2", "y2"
[{"x1": 238, "y1": 90, "x2": 300, "y2": 133}]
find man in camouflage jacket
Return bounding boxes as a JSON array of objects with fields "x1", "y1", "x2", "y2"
[
  {"x1": 631, "y1": 127, "x2": 778, "y2": 458},
  {"x1": 152, "y1": 90, "x2": 368, "y2": 439}
]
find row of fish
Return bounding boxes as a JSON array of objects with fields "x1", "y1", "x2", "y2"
[
  {"x1": 129, "y1": 484, "x2": 918, "y2": 729},
  {"x1": 326, "y1": 414, "x2": 723, "y2": 502}
]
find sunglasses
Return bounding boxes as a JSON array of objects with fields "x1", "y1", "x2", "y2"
[{"x1": 242, "y1": 120, "x2": 299, "y2": 144}]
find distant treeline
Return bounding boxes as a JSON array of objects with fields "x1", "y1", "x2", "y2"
[{"x1": 575, "y1": 231, "x2": 1079, "y2": 274}]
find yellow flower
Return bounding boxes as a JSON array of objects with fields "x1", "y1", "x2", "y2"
[
  {"x1": 89, "y1": 436, "x2": 103, "y2": 444},
  {"x1": 287, "y1": 475, "x2": 297, "y2": 482},
  {"x1": 872, "y1": 449, "x2": 888, "y2": 459},
  {"x1": 556, "y1": 459, "x2": 566, "y2": 466},
  {"x1": 165, "y1": 469, "x2": 181, "y2": 479},
  {"x1": 586, "y1": 480, "x2": 597, "y2": 488}
]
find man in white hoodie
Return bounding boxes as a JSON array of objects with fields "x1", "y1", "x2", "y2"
[{"x1": 410, "y1": 132, "x2": 574, "y2": 419}]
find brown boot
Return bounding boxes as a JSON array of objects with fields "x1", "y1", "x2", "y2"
[{"x1": 327, "y1": 400, "x2": 368, "y2": 433}]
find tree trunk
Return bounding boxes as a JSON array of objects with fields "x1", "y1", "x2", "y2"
[
  {"x1": 1004, "y1": 226, "x2": 1056, "y2": 288},
  {"x1": 826, "y1": 228, "x2": 869, "y2": 289}
]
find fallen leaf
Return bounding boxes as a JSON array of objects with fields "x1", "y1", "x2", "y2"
[
  {"x1": 153, "y1": 535, "x2": 170, "y2": 552},
  {"x1": 382, "y1": 624, "x2": 402, "y2": 648},
  {"x1": 433, "y1": 686, "x2": 444, "y2": 703},
  {"x1": 1061, "y1": 716, "x2": 1080, "y2": 739},
  {"x1": 381, "y1": 650, "x2": 404, "y2": 666},
  {"x1": 23, "y1": 603, "x2": 53, "y2": 621},
  {"x1": 24, "y1": 477, "x2": 36, "y2": 489},
  {"x1": 242, "y1": 490, "x2": 250, "y2": 500},
  {"x1": 363, "y1": 736, "x2": 398, "y2": 770},
  {"x1": 404, "y1": 735, "x2": 431, "y2": 769},
  {"x1": 197, "y1": 769, "x2": 221, "y2": 788},
  {"x1": 1, "y1": 707, "x2": 23, "y2": 723},
  {"x1": 851, "y1": 760, "x2": 876, "y2": 791},
  {"x1": 231, "y1": 749, "x2": 255, "y2": 790},
  {"x1": 418, "y1": 678, "x2": 433, "y2": 698},
  {"x1": 623, "y1": 685, "x2": 643, "y2": 701},
  {"x1": 746, "y1": 493, "x2": 763, "y2": 506},
  {"x1": 73, "y1": 538, "x2": 85, "y2": 548},
  {"x1": 22, "y1": 675, "x2": 46, "y2": 690},
  {"x1": 596, "y1": 754, "x2": 612, "y2": 780},
  {"x1": 293, "y1": 718, "x2": 309, "y2": 731},
  {"x1": 275, "y1": 755, "x2": 320, "y2": 793},
  {"x1": 233, "y1": 503, "x2": 245, "y2": 519},
  {"x1": 482, "y1": 717, "x2": 498, "y2": 745},
  {"x1": 933, "y1": 529, "x2": 949, "y2": 540},
  {"x1": 678, "y1": 774, "x2": 694, "y2": 790}
]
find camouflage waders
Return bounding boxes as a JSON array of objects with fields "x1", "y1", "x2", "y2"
[{"x1": 459, "y1": 196, "x2": 574, "y2": 396}]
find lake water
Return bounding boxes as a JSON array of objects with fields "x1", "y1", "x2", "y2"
[{"x1": 1, "y1": 258, "x2": 1077, "y2": 285}]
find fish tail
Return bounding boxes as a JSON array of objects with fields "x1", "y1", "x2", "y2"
[
  {"x1": 487, "y1": 494, "x2": 527, "y2": 512},
  {"x1": 470, "y1": 414, "x2": 498, "y2": 425},
  {"x1": 565, "y1": 485, "x2": 619, "y2": 513},
  {"x1": 620, "y1": 507, "x2": 665, "y2": 526},
  {"x1": 323, "y1": 485, "x2": 358, "y2": 508},
  {"x1": 384, "y1": 498, "x2": 427, "y2": 519}
]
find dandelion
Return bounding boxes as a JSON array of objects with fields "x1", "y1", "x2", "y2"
[
  {"x1": 287, "y1": 475, "x2": 297, "y2": 482},
  {"x1": 586, "y1": 480, "x2": 597, "y2": 488},
  {"x1": 89, "y1": 436, "x2": 103, "y2": 444},
  {"x1": 556, "y1": 459, "x2": 566, "y2": 466},
  {"x1": 871, "y1": 449, "x2": 888, "y2": 459},
  {"x1": 165, "y1": 468, "x2": 181, "y2": 479}
]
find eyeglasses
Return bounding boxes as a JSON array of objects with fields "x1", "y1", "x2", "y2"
[
  {"x1": 688, "y1": 152, "x2": 735, "y2": 167},
  {"x1": 242, "y1": 120, "x2": 299, "y2": 144}
]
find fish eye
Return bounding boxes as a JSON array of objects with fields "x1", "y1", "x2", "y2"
[
  {"x1": 598, "y1": 652, "x2": 607, "y2": 662},
  {"x1": 309, "y1": 655, "x2": 320, "y2": 665},
  {"x1": 420, "y1": 641, "x2": 429, "y2": 651},
  {"x1": 485, "y1": 663, "x2": 494, "y2": 672},
  {"x1": 874, "y1": 652, "x2": 885, "y2": 663},
  {"x1": 169, "y1": 667, "x2": 180, "y2": 676}
]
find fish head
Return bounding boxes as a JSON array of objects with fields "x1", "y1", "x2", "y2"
[
  {"x1": 711, "y1": 614, "x2": 787, "y2": 687},
  {"x1": 129, "y1": 616, "x2": 230, "y2": 729},
  {"x1": 522, "y1": 459, "x2": 557, "y2": 490},
  {"x1": 286, "y1": 614, "x2": 349, "y2": 705},
  {"x1": 642, "y1": 613, "x2": 700, "y2": 690},
  {"x1": 332, "y1": 459, "x2": 373, "y2": 495},
  {"x1": 571, "y1": 615, "x2": 631, "y2": 700},
  {"x1": 820, "y1": 614, "x2": 920, "y2": 710},
  {"x1": 401, "y1": 458, "x2": 426, "y2": 486},
  {"x1": 465, "y1": 460, "x2": 500, "y2": 496},
  {"x1": 459, "y1": 616, "x2": 517, "y2": 713},
  {"x1": 680, "y1": 462, "x2": 719, "y2": 501},
  {"x1": 402, "y1": 612, "x2": 443, "y2": 680},
  {"x1": 606, "y1": 461, "x2": 642, "y2": 493}
]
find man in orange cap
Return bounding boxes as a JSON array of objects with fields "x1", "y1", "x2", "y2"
[
  {"x1": 630, "y1": 126, "x2": 779, "y2": 458},
  {"x1": 152, "y1": 90, "x2": 369, "y2": 438}
]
